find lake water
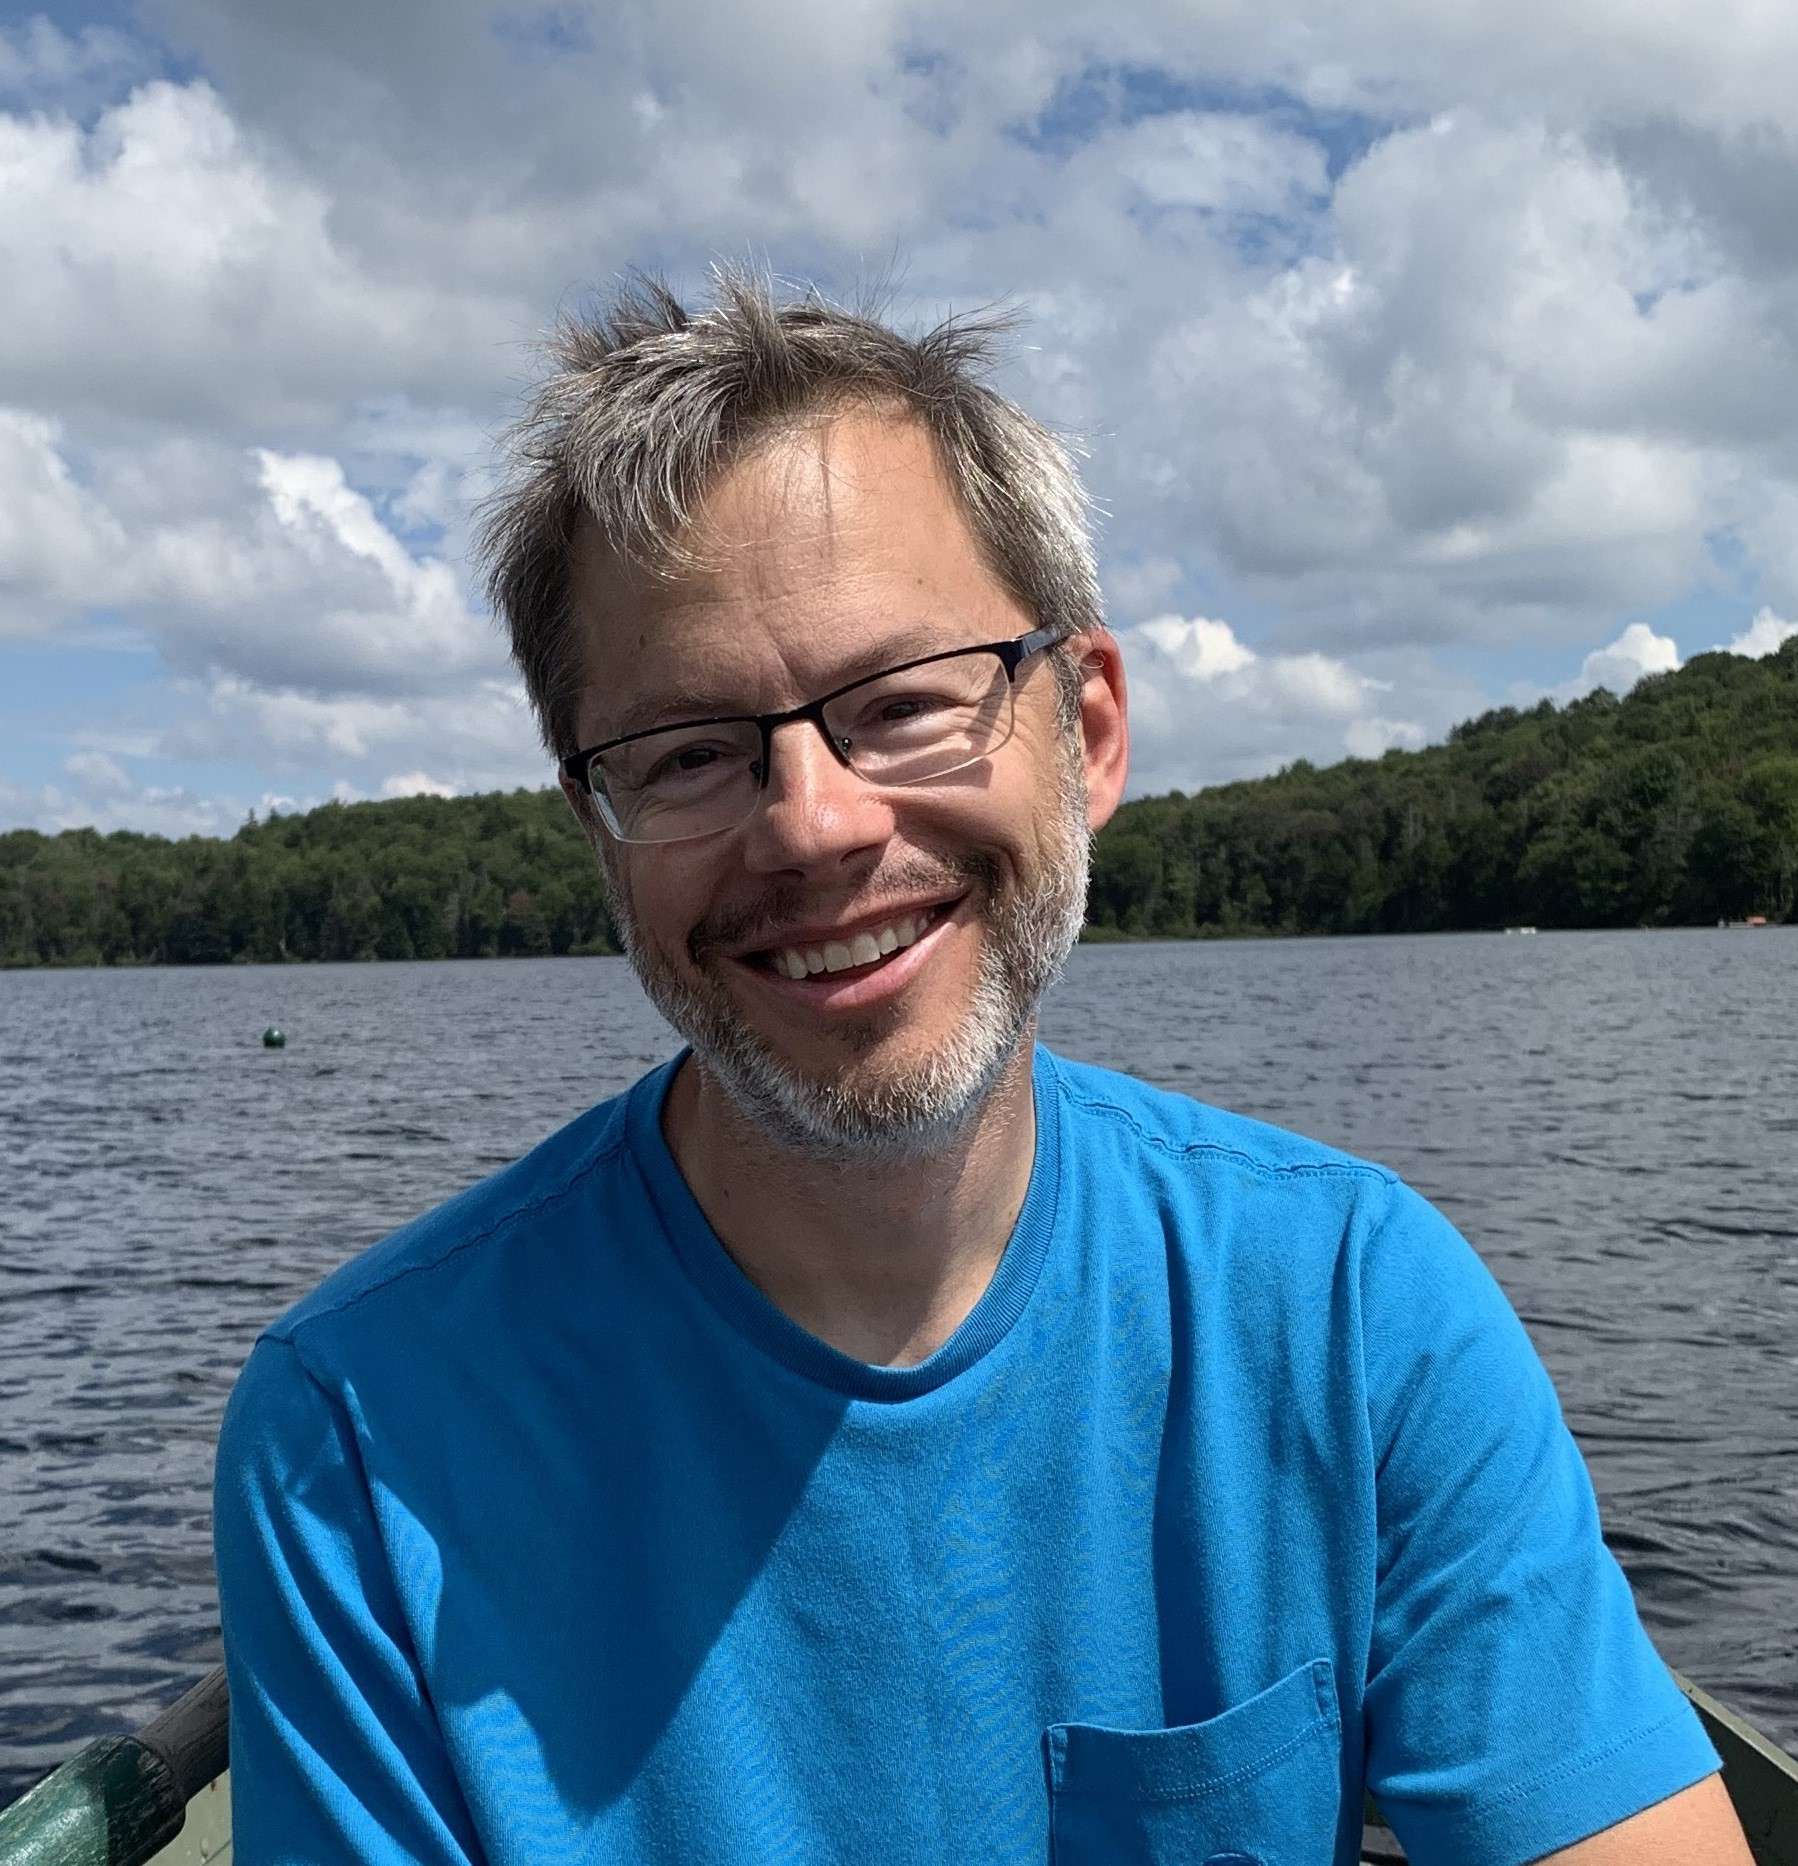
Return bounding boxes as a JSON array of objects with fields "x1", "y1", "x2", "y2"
[{"x1": 2, "y1": 931, "x2": 1795, "y2": 1803}]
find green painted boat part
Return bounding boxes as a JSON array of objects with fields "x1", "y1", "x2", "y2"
[
  {"x1": 0, "y1": 1673, "x2": 227, "y2": 1866},
  {"x1": 0, "y1": 1737, "x2": 182, "y2": 1866}
]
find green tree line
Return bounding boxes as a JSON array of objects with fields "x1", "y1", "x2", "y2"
[
  {"x1": 1088, "y1": 638, "x2": 1798, "y2": 937},
  {"x1": 0, "y1": 789, "x2": 619, "y2": 967},
  {"x1": 2, "y1": 637, "x2": 1794, "y2": 967}
]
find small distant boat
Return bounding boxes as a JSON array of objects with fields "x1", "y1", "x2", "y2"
[
  {"x1": 1503, "y1": 924, "x2": 1539, "y2": 935},
  {"x1": 1719, "y1": 916, "x2": 1771, "y2": 928},
  {"x1": 1, "y1": 1665, "x2": 1794, "y2": 1865}
]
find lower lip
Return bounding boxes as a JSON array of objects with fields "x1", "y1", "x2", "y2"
[{"x1": 726, "y1": 902, "x2": 964, "y2": 1012}]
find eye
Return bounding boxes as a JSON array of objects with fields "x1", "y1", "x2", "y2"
[
  {"x1": 857, "y1": 689, "x2": 955, "y2": 731},
  {"x1": 651, "y1": 746, "x2": 708, "y2": 780},
  {"x1": 639, "y1": 738, "x2": 747, "y2": 787}
]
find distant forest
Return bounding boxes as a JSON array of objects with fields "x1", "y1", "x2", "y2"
[{"x1": 2, "y1": 638, "x2": 1794, "y2": 968}]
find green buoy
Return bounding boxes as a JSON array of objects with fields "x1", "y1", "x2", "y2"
[{"x1": 262, "y1": 1026, "x2": 286, "y2": 1049}]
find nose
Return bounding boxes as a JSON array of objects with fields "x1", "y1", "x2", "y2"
[{"x1": 737, "y1": 715, "x2": 894, "y2": 874}]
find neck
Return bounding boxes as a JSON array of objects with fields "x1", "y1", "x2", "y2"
[{"x1": 661, "y1": 1038, "x2": 1039, "y2": 1368}]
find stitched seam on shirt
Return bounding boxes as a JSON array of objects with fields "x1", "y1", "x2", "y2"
[
  {"x1": 1471, "y1": 1705, "x2": 1697, "y2": 1815},
  {"x1": 264, "y1": 1332, "x2": 469, "y2": 1765},
  {"x1": 1055, "y1": 1081, "x2": 1396, "y2": 1185},
  {"x1": 269, "y1": 1133, "x2": 631, "y2": 1339},
  {"x1": 1054, "y1": 1714, "x2": 1334, "y2": 1805}
]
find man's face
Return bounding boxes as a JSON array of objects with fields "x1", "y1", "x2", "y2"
[{"x1": 563, "y1": 410, "x2": 1124, "y2": 1160}]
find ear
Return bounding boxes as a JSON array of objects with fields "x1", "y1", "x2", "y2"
[{"x1": 1071, "y1": 629, "x2": 1129, "y2": 834}]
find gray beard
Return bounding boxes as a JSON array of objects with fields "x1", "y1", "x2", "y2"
[{"x1": 604, "y1": 766, "x2": 1092, "y2": 1165}]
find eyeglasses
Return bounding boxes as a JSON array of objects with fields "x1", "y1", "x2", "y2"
[{"x1": 562, "y1": 624, "x2": 1063, "y2": 845}]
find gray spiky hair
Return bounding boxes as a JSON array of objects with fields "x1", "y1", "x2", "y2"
[{"x1": 476, "y1": 264, "x2": 1104, "y2": 759}]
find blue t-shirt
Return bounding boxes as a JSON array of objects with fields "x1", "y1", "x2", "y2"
[{"x1": 213, "y1": 1048, "x2": 1717, "y2": 1865}]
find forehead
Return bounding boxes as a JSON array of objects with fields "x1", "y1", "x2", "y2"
[{"x1": 567, "y1": 410, "x2": 1028, "y2": 741}]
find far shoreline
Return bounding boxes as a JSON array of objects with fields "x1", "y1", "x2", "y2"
[{"x1": 3, "y1": 919, "x2": 1789, "y2": 972}]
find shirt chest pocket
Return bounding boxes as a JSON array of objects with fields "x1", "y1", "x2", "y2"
[{"x1": 1043, "y1": 1659, "x2": 1342, "y2": 1866}]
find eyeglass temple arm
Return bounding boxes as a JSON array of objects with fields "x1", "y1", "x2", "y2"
[{"x1": 1002, "y1": 624, "x2": 1069, "y2": 673}]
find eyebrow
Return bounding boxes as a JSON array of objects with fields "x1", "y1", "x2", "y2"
[{"x1": 604, "y1": 623, "x2": 966, "y2": 739}]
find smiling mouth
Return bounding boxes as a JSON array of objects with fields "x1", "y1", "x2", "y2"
[{"x1": 750, "y1": 902, "x2": 955, "y2": 981}]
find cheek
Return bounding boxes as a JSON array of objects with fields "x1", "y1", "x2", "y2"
[{"x1": 620, "y1": 858, "x2": 712, "y2": 958}]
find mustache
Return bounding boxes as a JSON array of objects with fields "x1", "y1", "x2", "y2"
[{"x1": 689, "y1": 851, "x2": 998, "y2": 962}]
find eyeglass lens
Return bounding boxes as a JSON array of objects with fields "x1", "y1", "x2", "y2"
[{"x1": 592, "y1": 650, "x2": 1016, "y2": 843}]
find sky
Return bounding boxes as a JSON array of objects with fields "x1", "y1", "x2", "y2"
[{"x1": 5, "y1": 0, "x2": 1798, "y2": 839}]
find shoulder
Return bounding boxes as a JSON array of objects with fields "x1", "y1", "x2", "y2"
[
  {"x1": 257, "y1": 1069, "x2": 647, "y2": 1370},
  {"x1": 1038, "y1": 1046, "x2": 1474, "y2": 1300},
  {"x1": 1041, "y1": 1044, "x2": 1398, "y2": 1194}
]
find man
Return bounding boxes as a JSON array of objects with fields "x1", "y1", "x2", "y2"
[{"x1": 213, "y1": 270, "x2": 1752, "y2": 1865}]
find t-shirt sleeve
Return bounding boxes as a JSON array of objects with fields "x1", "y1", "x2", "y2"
[
  {"x1": 213, "y1": 1334, "x2": 485, "y2": 1864},
  {"x1": 1358, "y1": 1179, "x2": 1721, "y2": 1866}
]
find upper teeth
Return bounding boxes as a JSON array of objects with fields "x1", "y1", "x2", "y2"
[{"x1": 770, "y1": 911, "x2": 934, "y2": 980}]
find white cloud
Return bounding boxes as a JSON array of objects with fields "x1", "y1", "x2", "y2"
[
  {"x1": 389, "y1": 458, "x2": 463, "y2": 534},
  {"x1": 244, "y1": 450, "x2": 491, "y2": 684},
  {"x1": 381, "y1": 770, "x2": 458, "y2": 798},
  {"x1": 0, "y1": 772, "x2": 240, "y2": 839},
  {"x1": 1718, "y1": 606, "x2": 1798, "y2": 658},
  {"x1": 1117, "y1": 613, "x2": 1428, "y2": 791},
  {"x1": 1130, "y1": 116, "x2": 1736, "y2": 643},
  {"x1": 0, "y1": 78, "x2": 524, "y2": 432},
  {"x1": 1132, "y1": 614, "x2": 1256, "y2": 678},
  {"x1": 157, "y1": 673, "x2": 541, "y2": 791},
  {"x1": 63, "y1": 750, "x2": 130, "y2": 791},
  {"x1": 1102, "y1": 111, "x2": 1328, "y2": 221},
  {"x1": 0, "y1": 415, "x2": 496, "y2": 691},
  {"x1": 1345, "y1": 716, "x2": 1428, "y2": 759},
  {"x1": 898, "y1": 1, "x2": 1798, "y2": 134},
  {"x1": 0, "y1": 410, "x2": 129, "y2": 632},
  {"x1": 186, "y1": 678, "x2": 417, "y2": 762},
  {"x1": 1553, "y1": 620, "x2": 1682, "y2": 700}
]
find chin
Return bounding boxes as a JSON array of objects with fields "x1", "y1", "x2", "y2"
[
  {"x1": 700, "y1": 1012, "x2": 1025, "y2": 1164},
  {"x1": 648, "y1": 933, "x2": 1031, "y2": 1162}
]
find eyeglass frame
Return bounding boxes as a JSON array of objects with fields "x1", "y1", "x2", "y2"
[{"x1": 560, "y1": 622, "x2": 1067, "y2": 845}]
